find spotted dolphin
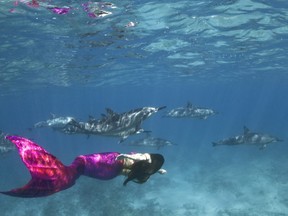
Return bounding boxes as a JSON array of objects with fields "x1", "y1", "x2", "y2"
[
  {"x1": 212, "y1": 126, "x2": 283, "y2": 150},
  {"x1": 0, "y1": 130, "x2": 15, "y2": 155},
  {"x1": 164, "y1": 102, "x2": 218, "y2": 119},
  {"x1": 123, "y1": 132, "x2": 176, "y2": 150},
  {"x1": 34, "y1": 114, "x2": 77, "y2": 133}
]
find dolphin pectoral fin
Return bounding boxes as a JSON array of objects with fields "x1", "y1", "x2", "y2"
[
  {"x1": 135, "y1": 127, "x2": 145, "y2": 134},
  {"x1": 119, "y1": 136, "x2": 128, "y2": 144},
  {"x1": 259, "y1": 144, "x2": 267, "y2": 150}
]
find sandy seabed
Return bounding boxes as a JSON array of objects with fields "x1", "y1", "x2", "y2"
[{"x1": 1, "y1": 153, "x2": 287, "y2": 216}]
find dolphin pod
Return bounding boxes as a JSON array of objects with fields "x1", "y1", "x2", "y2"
[
  {"x1": 33, "y1": 106, "x2": 166, "y2": 143},
  {"x1": 31, "y1": 104, "x2": 284, "y2": 150}
]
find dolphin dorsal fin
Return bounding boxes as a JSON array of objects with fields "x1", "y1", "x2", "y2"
[
  {"x1": 106, "y1": 108, "x2": 115, "y2": 115},
  {"x1": 88, "y1": 115, "x2": 96, "y2": 123},
  {"x1": 187, "y1": 102, "x2": 193, "y2": 108},
  {"x1": 50, "y1": 113, "x2": 56, "y2": 118},
  {"x1": 243, "y1": 126, "x2": 250, "y2": 135},
  {"x1": 105, "y1": 108, "x2": 117, "y2": 116}
]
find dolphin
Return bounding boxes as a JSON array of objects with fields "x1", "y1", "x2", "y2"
[
  {"x1": 62, "y1": 106, "x2": 166, "y2": 143},
  {"x1": 123, "y1": 132, "x2": 176, "y2": 150},
  {"x1": 212, "y1": 126, "x2": 283, "y2": 150},
  {"x1": 0, "y1": 130, "x2": 15, "y2": 155},
  {"x1": 34, "y1": 114, "x2": 77, "y2": 132},
  {"x1": 164, "y1": 102, "x2": 218, "y2": 119},
  {"x1": 63, "y1": 120, "x2": 145, "y2": 143}
]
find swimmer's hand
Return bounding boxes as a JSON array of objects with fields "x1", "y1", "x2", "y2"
[{"x1": 158, "y1": 169, "x2": 167, "y2": 174}]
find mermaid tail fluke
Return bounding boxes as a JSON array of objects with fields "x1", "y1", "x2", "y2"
[
  {"x1": 1, "y1": 136, "x2": 125, "y2": 198},
  {"x1": 1, "y1": 136, "x2": 78, "y2": 197}
]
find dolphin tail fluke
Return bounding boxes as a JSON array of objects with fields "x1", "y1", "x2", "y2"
[
  {"x1": 157, "y1": 106, "x2": 167, "y2": 111},
  {"x1": 212, "y1": 142, "x2": 219, "y2": 147},
  {"x1": 119, "y1": 135, "x2": 129, "y2": 144},
  {"x1": 1, "y1": 136, "x2": 76, "y2": 198},
  {"x1": 143, "y1": 130, "x2": 152, "y2": 136},
  {"x1": 277, "y1": 138, "x2": 284, "y2": 142}
]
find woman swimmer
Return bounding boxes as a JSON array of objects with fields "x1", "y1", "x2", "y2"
[{"x1": 0, "y1": 136, "x2": 166, "y2": 198}]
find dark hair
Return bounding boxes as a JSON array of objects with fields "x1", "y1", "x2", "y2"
[{"x1": 123, "y1": 154, "x2": 164, "y2": 186}]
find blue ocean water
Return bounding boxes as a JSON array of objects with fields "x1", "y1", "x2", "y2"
[{"x1": 1, "y1": 0, "x2": 288, "y2": 215}]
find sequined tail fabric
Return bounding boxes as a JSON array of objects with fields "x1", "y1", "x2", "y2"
[
  {"x1": 1, "y1": 136, "x2": 79, "y2": 197},
  {"x1": 1, "y1": 136, "x2": 124, "y2": 198}
]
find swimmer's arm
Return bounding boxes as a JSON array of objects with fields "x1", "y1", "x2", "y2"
[{"x1": 116, "y1": 153, "x2": 151, "y2": 163}]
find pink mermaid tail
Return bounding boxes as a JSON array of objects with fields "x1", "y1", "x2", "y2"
[
  {"x1": 1, "y1": 136, "x2": 79, "y2": 197},
  {"x1": 1, "y1": 136, "x2": 123, "y2": 198}
]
